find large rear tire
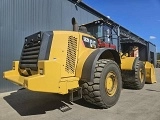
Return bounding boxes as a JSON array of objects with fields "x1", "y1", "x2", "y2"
[
  {"x1": 82, "y1": 59, "x2": 122, "y2": 109},
  {"x1": 122, "y1": 60, "x2": 146, "y2": 90}
]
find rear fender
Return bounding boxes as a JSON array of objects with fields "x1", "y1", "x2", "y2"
[{"x1": 80, "y1": 48, "x2": 121, "y2": 82}]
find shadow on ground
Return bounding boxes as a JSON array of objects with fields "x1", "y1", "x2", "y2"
[
  {"x1": 74, "y1": 99, "x2": 101, "y2": 109},
  {"x1": 3, "y1": 89, "x2": 101, "y2": 116},
  {"x1": 3, "y1": 89, "x2": 73, "y2": 116}
]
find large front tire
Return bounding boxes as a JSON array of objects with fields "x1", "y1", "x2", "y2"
[{"x1": 82, "y1": 59, "x2": 122, "y2": 109}]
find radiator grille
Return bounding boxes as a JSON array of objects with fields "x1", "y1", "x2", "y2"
[
  {"x1": 19, "y1": 32, "x2": 42, "y2": 71},
  {"x1": 65, "y1": 36, "x2": 77, "y2": 74}
]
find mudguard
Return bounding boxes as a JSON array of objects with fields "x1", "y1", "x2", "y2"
[{"x1": 80, "y1": 48, "x2": 121, "y2": 82}]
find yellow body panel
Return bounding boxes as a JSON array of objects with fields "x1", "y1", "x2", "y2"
[
  {"x1": 49, "y1": 31, "x2": 79, "y2": 77},
  {"x1": 121, "y1": 57, "x2": 136, "y2": 70},
  {"x1": 75, "y1": 49, "x2": 95, "y2": 78},
  {"x1": 144, "y1": 61, "x2": 157, "y2": 83},
  {"x1": 3, "y1": 31, "x2": 96, "y2": 94},
  {"x1": 75, "y1": 32, "x2": 96, "y2": 77},
  {"x1": 4, "y1": 60, "x2": 79, "y2": 94},
  {"x1": 59, "y1": 77, "x2": 79, "y2": 94}
]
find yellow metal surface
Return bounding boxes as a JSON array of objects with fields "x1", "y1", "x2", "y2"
[
  {"x1": 75, "y1": 33, "x2": 96, "y2": 78},
  {"x1": 3, "y1": 60, "x2": 79, "y2": 94},
  {"x1": 121, "y1": 57, "x2": 136, "y2": 70},
  {"x1": 59, "y1": 77, "x2": 79, "y2": 94},
  {"x1": 3, "y1": 61, "x2": 20, "y2": 85},
  {"x1": 105, "y1": 71, "x2": 117, "y2": 97},
  {"x1": 49, "y1": 31, "x2": 96, "y2": 79},
  {"x1": 49, "y1": 31, "x2": 79, "y2": 77},
  {"x1": 144, "y1": 61, "x2": 157, "y2": 84},
  {"x1": 75, "y1": 49, "x2": 95, "y2": 78},
  {"x1": 106, "y1": 78, "x2": 113, "y2": 92},
  {"x1": 3, "y1": 31, "x2": 97, "y2": 94}
]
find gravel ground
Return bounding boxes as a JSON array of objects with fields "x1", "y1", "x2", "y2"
[{"x1": 0, "y1": 69, "x2": 160, "y2": 120}]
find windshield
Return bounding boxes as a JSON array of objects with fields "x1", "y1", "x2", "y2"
[
  {"x1": 86, "y1": 24, "x2": 112, "y2": 43},
  {"x1": 86, "y1": 24, "x2": 103, "y2": 38},
  {"x1": 83, "y1": 22, "x2": 114, "y2": 44}
]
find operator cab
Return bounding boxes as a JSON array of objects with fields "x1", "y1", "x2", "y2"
[
  {"x1": 79, "y1": 20, "x2": 116, "y2": 49},
  {"x1": 81, "y1": 20, "x2": 111, "y2": 43},
  {"x1": 80, "y1": 20, "x2": 116, "y2": 49}
]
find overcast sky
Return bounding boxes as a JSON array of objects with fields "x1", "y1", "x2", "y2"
[{"x1": 83, "y1": 0, "x2": 160, "y2": 52}]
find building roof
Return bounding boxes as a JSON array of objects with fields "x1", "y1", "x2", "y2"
[{"x1": 69, "y1": 0, "x2": 156, "y2": 46}]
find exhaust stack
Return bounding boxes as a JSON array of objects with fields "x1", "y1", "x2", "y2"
[{"x1": 72, "y1": 17, "x2": 79, "y2": 31}]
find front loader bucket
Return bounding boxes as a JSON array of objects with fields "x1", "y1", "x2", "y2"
[{"x1": 145, "y1": 62, "x2": 157, "y2": 84}]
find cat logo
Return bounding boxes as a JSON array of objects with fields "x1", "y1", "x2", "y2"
[{"x1": 82, "y1": 36, "x2": 97, "y2": 49}]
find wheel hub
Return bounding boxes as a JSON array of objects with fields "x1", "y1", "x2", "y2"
[{"x1": 105, "y1": 72, "x2": 118, "y2": 97}]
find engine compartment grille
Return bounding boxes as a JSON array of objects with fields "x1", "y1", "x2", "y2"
[
  {"x1": 19, "y1": 32, "x2": 42, "y2": 71},
  {"x1": 65, "y1": 36, "x2": 77, "y2": 74}
]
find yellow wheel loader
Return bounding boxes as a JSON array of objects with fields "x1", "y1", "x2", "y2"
[
  {"x1": 3, "y1": 17, "x2": 156, "y2": 109},
  {"x1": 3, "y1": 18, "x2": 122, "y2": 109}
]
